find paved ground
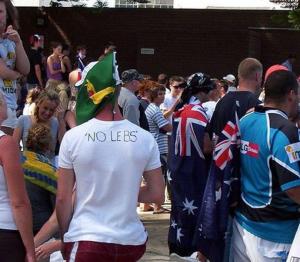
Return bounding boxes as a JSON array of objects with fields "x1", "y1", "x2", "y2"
[
  {"x1": 139, "y1": 211, "x2": 171, "y2": 261},
  {"x1": 137, "y1": 203, "x2": 194, "y2": 262}
]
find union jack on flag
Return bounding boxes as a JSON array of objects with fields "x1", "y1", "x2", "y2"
[
  {"x1": 174, "y1": 104, "x2": 208, "y2": 158},
  {"x1": 214, "y1": 112, "x2": 240, "y2": 170},
  {"x1": 195, "y1": 111, "x2": 241, "y2": 262}
]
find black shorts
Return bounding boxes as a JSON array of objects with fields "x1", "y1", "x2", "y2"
[{"x1": 0, "y1": 229, "x2": 26, "y2": 262}]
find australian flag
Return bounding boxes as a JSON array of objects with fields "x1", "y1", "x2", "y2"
[
  {"x1": 168, "y1": 104, "x2": 209, "y2": 256},
  {"x1": 194, "y1": 111, "x2": 241, "y2": 262}
]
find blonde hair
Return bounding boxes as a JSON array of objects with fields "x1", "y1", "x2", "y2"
[
  {"x1": 26, "y1": 124, "x2": 52, "y2": 153},
  {"x1": 238, "y1": 58, "x2": 263, "y2": 81},
  {"x1": 26, "y1": 88, "x2": 41, "y2": 104}
]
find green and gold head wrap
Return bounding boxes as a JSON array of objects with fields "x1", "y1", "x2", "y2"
[{"x1": 75, "y1": 52, "x2": 120, "y2": 125}]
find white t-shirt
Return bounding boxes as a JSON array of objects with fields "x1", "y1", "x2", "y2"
[
  {"x1": 59, "y1": 118, "x2": 161, "y2": 245},
  {"x1": 160, "y1": 93, "x2": 177, "y2": 124},
  {"x1": 202, "y1": 101, "x2": 217, "y2": 121}
]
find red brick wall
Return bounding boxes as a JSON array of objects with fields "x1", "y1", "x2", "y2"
[{"x1": 18, "y1": 7, "x2": 297, "y2": 79}]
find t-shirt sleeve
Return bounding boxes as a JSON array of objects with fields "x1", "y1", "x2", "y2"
[
  {"x1": 271, "y1": 125, "x2": 300, "y2": 191},
  {"x1": 145, "y1": 136, "x2": 161, "y2": 171},
  {"x1": 58, "y1": 132, "x2": 73, "y2": 169},
  {"x1": 152, "y1": 108, "x2": 169, "y2": 128}
]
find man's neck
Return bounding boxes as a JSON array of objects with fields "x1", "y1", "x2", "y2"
[
  {"x1": 95, "y1": 104, "x2": 123, "y2": 121},
  {"x1": 263, "y1": 101, "x2": 288, "y2": 115},
  {"x1": 123, "y1": 85, "x2": 135, "y2": 94},
  {"x1": 238, "y1": 80, "x2": 256, "y2": 93}
]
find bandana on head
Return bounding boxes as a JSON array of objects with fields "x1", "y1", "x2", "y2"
[{"x1": 75, "y1": 52, "x2": 120, "y2": 125}]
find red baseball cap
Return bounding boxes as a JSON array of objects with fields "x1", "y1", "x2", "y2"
[{"x1": 264, "y1": 64, "x2": 288, "y2": 82}]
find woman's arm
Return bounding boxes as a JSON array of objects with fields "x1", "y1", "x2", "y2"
[
  {"x1": 0, "y1": 58, "x2": 21, "y2": 80},
  {"x1": 6, "y1": 25, "x2": 30, "y2": 76},
  {"x1": 62, "y1": 56, "x2": 72, "y2": 74},
  {"x1": 34, "y1": 209, "x2": 59, "y2": 247},
  {"x1": 59, "y1": 56, "x2": 66, "y2": 74},
  {"x1": 65, "y1": 111, "x2": 77, "y2": 129},
  {"x1": 12, "y1": 125, "x2": 23, "y2": 145},
  {"x1": 0, "y1": 136, "x2": 35, "y2": 261}
]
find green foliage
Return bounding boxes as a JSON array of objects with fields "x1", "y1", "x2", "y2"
[
  {"x1": 288, "y1": 9, "x2": 300, "y2": 28},
  {"x1": 270, "y1": 0, "x2": 300, "y2": 28}
]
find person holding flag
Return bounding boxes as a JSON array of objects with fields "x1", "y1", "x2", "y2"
[
  {"x1": 196, "y1": 58, "x2": 263, "y2": 262},
  {"x1": 168, "y1": 72, "x2": 214, "y2": 259},
  {"x1": 56, "y1": 52, "x2": 165, "y2": 261}
]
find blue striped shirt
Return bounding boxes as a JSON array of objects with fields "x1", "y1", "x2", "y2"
[{"x1": 145, "y1": 103, "x2": 168, "y2": 154}]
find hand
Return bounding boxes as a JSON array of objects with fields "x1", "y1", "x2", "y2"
[
  {"x1": 35, "y1": 241, "x2": 59, "y2": 261},
  {"x1": 56, "y1": 104, "x2": 66, "y2": 122},
  {"x1": 5, "y1": 25, "x2": 21, "y2": 44}
]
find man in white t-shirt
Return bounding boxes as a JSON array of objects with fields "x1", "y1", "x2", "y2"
[
  {"x1": 56, "y1": 54, "x2": 165, "y2": 261},
  {"x1": 160, "y1": 75, "x2": 185, "y2": 125}
]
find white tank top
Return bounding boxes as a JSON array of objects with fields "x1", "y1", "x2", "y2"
[{"x1": 0, "y1": 130, "x2": 17, "y2": 230}]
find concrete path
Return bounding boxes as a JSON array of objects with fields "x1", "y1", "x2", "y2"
[{"x1": 138, "y1": 204, "x2": 196, "y2": 261}]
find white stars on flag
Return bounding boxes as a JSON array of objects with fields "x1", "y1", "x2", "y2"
[
  {"x1": 166, "y1": 170, "x2": 172, "y2": 183},
  {"x1": 215, "y1": 187, "x2": 222, "y2": 201},
  {"x1": 182, "y1": 197, "x2": 198, "y2": 215},
  {"x1": 177, "y1": 228, "x2": 184, "y2": 242},
  {"x1": 171, "y1": 219, "x2": 177, "y2": 229}
]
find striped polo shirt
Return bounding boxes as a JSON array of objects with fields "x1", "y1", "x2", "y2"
[{"x1": 145, "y1": 103, "x2": 169, "y2": 154}]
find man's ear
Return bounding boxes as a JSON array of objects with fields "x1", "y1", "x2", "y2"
[{"x1": 287, "y1": 89, "x2": 297, "y2": 102}]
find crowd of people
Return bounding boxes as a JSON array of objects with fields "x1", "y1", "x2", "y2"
[{"x1": 0, "y1": 1, "x2": 300, "y2": 262}]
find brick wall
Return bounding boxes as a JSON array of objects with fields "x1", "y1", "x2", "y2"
[{"x1": 18, "y1": 7, "x2": 297, "y2": 79}]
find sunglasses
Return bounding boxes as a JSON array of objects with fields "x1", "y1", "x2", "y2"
[{"x1": 173, "y1": 83, "x2": 187, "y2": 89}]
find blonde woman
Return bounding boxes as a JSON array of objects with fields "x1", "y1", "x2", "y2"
[{"x1": 13, "y1": 90, "x2": 61, "y2": 160}]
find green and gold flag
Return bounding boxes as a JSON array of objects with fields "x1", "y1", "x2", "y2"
[{"x1": 75, "y1": 52, "x2": 120, "y2": 125}]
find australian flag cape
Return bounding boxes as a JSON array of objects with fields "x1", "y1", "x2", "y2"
[
  {"x1": 168, "y1": 103, "x2": 209, "y2": 257},
  {"x1": 194, "y1": 110, "x2": 241, "y2": 262}
]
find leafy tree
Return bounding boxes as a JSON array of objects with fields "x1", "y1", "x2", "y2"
[
  {"x1": 270, "y1": 0, "x2": 300, "y2": 28},
  {"x1": 270, "y1": 0, "x2": 299, "y2": 9}
]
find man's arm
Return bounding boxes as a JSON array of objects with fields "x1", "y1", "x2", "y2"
[
  {"x1": 138, "y1": 167, "x2": 165, "y2": 205},
  {"x1": 162, "y1": 98, "x2": 180, "y2": 119},
  {"x1": 34, "y1": 64, "x2": 43, "y2": 88},
  {"x1": 161, "y1": 123, "x2": 172, "y2": 132},
  {"x1": 56, "y1": 168, "x2": 75, "y2": 240}
]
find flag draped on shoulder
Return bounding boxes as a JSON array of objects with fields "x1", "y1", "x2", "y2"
[
  {"x1": 168, "y1": 103, "x2": 209, "y2": 256},
  {"x1": 75, "y1": 52, "x2": 120, "y2": 125},
  {"x1": 195, "y1": 110, "x2": 241, "y2": 262},
  {"x1": 21, "y1": 150, "x2": 57, "y2": 194}
]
